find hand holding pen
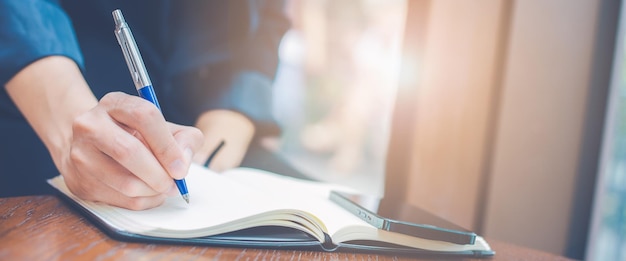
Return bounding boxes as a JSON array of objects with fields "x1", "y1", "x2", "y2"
[
  {"x1": 112, "y1": 9, "x2": 202, "y2": 204},
  {"x1": 61, "y1": 86, "x2": 202, "y2": 209},
  {"x1": 43, "y1": 9, "x2": 204, "y2": 210}
]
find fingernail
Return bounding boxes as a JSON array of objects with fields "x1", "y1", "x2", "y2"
[
  {"x1": 169, "y1": 159, "x2": 187, "y2": 179},
  {"x1": 184, "y1": 147, "x2": 193, "y2": 164},
  {"x1": 168, "y1": 148, "x2": 193, "y2": 179}
]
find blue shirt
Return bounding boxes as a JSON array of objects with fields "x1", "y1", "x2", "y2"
[{"x1": 0, "y1": 0, "x2": 289, "y2": 196}]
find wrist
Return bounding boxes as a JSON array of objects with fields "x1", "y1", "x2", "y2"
[{"x1": 5, "y1": 56, "x2": 97, "y2": 170}]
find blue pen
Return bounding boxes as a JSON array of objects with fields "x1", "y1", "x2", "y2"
[{"x1": 112, "y1": 9, "x2": 190, "y2": 204}]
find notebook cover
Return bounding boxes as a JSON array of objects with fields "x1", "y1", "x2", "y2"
[{"x1": 54, "y1": 191, "x2": 495, "y2": 258}]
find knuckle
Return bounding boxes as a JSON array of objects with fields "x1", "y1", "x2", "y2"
[
  {"x1": 190, "y1": 127, "x2": 204, "y2": 142},
  {"x1": 68, "y1": 146, "x2": 91, "y2": 169},
  {"x1": 72, "y1": 113, "x2": 95, "y2": 135},
  {"x1": 154, "y1": 139, "x2": 179, "y2": 159},
  {"x1": 126, "y1": 196, "x2": 163, "y2": 211},
  {"x1": 118, "y1": 178, "x2": 143, "y2": 197},
  {"x1": 100, "y1": 92, "x2": 124, "y2": 106},
  {"x1": 68, "y1": 147, "x2": 82, "y2": 165},
  {"x1": 131, "y1": 103, "x2": 161, "y2": 125},
  {"x1": 108, "y1": 138, "x2": 138, "y2": 160},
  {"x1": 152, "y1": 179, "x2": 172, "y2": 194},
  {"x1": 66, "y1": 180, "x2": 91, "y2": 200},
  {"x1": 125, "y1": 198, "x2": 146, "y2": 211}
]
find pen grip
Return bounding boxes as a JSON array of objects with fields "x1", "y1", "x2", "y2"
[{"x1": 137, "y1": 85, "x2": 162, "y2": 111}]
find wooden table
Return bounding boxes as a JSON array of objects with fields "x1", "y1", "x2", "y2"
[{"x1": 0, "y1": 196, "x2": 573, "y2": 260}]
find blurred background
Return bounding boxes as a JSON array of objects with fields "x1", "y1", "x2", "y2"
[
  {"x1": 264, "y1": 0, "x2": 626, "y2": 260},
  {"x1": 269, "y1": 0, "x2": 407, "y2": 197}
]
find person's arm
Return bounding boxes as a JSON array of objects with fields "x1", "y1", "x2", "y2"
[
  {"x1": 5, "y1": 57, "x2": 96, "y2": 175},
  {"x1": 1, "y1": 1, "x2": 202, "y2": 209},
  {"x1": 6, "y1": 56, "x2": 203, "y2": 209},
  {"x1": 168, "y1": 1, "x2": 290, "y2": 171}
]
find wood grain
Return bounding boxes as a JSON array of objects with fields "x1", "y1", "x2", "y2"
[{"x1": 0, "y1": 196, "x2": 572, "y2": 260}]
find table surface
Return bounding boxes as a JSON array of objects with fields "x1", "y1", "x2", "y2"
[{"x1": 0, "y1": 195, "x2": 574, "y2": 260}]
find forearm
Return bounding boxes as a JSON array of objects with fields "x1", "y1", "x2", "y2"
[
  {"x1": 5, "y1": 56, "x2": 203, "y2": 209},
  {"x1": 165, "y1": 1, "x2": 288, "y2": 137},
  {"x1": 4, "y1": 56, "x2": 97, "y2": 170}
]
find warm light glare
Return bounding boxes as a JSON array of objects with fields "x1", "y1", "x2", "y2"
[{"x1": 271, "y1": 0, "x2": 407, "y2": 196}]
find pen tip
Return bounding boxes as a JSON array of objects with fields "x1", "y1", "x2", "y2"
[{"x1": 182, "y1": 194, "x2": 190, "y2": 204}]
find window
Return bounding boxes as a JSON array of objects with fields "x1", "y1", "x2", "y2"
[{"x1": 268, "y1": 0, "x2": 407, "y2": 196}]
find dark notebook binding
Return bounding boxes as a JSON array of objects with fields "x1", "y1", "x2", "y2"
[{"x1": 54, "y1": 191, "x2": 495, "y2": 258}]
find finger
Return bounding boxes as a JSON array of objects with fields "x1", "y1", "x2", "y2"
[
  {"x1": 78, "y1": 103, "x2": 174, "y2": 194},
  {"x1": 118, "y1": 121, "x2": 148, "y2": 148},
  {"x1": 101, "y1": 92, "x2": 188, "y2": 179},
  {"x1": 66, "y1": 174, "x2": 166, "y2": 210},
  {"x1": 70, "y1": 141, "x2": 169, "y2": 197},
  {"x1": 169, "y1": 122, "x2": 204, "y2": 162},
  {"x1": 96, "y1": 122, "x2": 173, "y2": 193},
  {"x1": 64, "y1": 152, "x2": 166, "y2": 210},
  {"x1": 108, "y1": 194, "x2": 167, "y2": 211}
]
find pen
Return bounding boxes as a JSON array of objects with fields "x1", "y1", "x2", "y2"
[
  {"x1": 112, "y1": 9, "x2": 190, "y2": 204},
  {"x1": 204, "y1": 140, "x2": 225, "y2": 167}
]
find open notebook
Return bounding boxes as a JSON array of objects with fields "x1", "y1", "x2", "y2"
[{"x1": 48, "y1": 164, "x2": 494, "y2": 257}]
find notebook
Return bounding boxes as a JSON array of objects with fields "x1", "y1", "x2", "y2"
[{"x1": 48, "y1": 164, "x2": 494, "y2": 257}]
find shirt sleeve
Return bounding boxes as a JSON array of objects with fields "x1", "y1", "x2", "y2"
[
  {"x1": 217, "y1": 70, "x2": 279, "y2": 137},
  {"x1": 165, "y1": 1, "x2": 290, "y2": 138},
  {"x1": 0, "y1": 0, "x2": 83, "y2": 86},
  {"x1": 227, "y1": 0, "x2": 290, "y2": 137}
]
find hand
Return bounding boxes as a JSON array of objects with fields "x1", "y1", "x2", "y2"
[
  {"x1": 64, "y1": 92, "x2": 204, "y2": 210},
  {"x1": 193, "y1": 110, "x2": 255, "y2": 172},
  {"x1": 4, "y1": 57, "x2": 203, "y2": 210}
]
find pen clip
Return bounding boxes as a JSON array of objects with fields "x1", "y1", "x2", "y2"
[
  {"x1": 115, "y1": 33, "x2": 140, "y2": 84},
  {"x1": 112, "y1": 9, "x2": 152, "y2": 89}
]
